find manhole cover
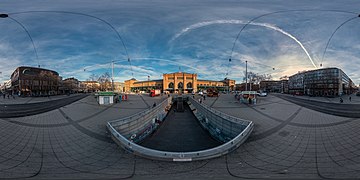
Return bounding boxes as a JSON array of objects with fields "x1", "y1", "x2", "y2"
[{"x1": 278, "y1": 131, "x2": 290, "y2": 137}]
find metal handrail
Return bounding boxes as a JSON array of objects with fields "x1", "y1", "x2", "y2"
[{"x1": 107, "y1": 95, "x2": 253, "y2": 161}]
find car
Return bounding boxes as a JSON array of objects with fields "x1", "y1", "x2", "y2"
[
  {"x1": 356, "y1": 91, "x2": 360, "y2": 96},
  {"x1": 198, "y1": 91, "x2": 203, "y2": 95},
  {"x1": 258, "y1": 92, "x2": 267, "y2": 97}
]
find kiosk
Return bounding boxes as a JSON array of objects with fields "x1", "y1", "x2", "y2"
[
  {"x1": 97, "y1": 92, "x2": 115, "y2": 105},
  {"x1": 240, "y1": 91, "x2": 257, "y2": 104}
]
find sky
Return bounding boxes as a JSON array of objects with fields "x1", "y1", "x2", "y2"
[{"x1": 1, "y1": 0, "x2": 360, "y2": 85}]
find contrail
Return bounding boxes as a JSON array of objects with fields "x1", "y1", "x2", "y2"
[
  {"x1": 131, "y1": 57, "x2": 203, "y2": 73},
  {"x1": 171, "y1": 20, "x2": 317, "y2": 68}
]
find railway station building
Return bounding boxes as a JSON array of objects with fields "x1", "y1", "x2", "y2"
[{"x1": 125, "y1": 72, "x2": 235, "y2": 93}]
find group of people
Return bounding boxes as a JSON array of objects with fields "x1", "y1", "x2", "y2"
[
  {"x1": 339, "y1": 96, "x2": 352, "y2": 103},
  {"x1": 1, "y1": 93, "x2": 15, "y2": 99},
  {"x1": 197, "y1": 94, "x2": 206, "y2": 104}
]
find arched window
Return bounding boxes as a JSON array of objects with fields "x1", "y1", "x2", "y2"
[
  {"x1": 168, "y1": 82, "x2": 174, "y2": 89},
  {"x1": 178, "y1": 82, "x2": 183, "y2": 89},
  {"x1": 187, "y1": 82, "x2": 192, "y2": 89}
]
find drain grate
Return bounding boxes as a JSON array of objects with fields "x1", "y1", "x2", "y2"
[{"x1": 278, "y1": 131, "x2": 290, "y2": 137}]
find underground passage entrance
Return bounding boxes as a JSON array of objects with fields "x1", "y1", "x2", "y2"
[
  {"x1": 107, "y1": 96, "x2": 253, "y2": 161},
  {"x1": 140, "y1": 100, "x2": 221, "y2": 152}
]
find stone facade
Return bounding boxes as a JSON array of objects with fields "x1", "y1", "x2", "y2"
[
  {"x1": 124, "y1": 72, "x2": 235, "y2": 93},
  {"x1": 163, "y1": 72, "x2": 198, "y2": 93}
]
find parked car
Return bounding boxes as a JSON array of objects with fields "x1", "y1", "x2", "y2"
[
  {"x1": 356, "y1": 91, "x2": 360, "y2": 96},
  {"x1": 259, "y1": 92, "x2": 267, "y2": 97},
  {"x1": 257, "y1": 91, "x2": 267, "y2": 97}
]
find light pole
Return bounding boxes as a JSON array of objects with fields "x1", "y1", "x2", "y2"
[
  {"x1": 111, "y1": 60, "x2": 114, "y2": 92},
  {"x1": 148, "y1": 75, "x2": 150, "y2": 91},
  {"x1": 321, "y1": 14, "x2": 360, "y2": 67},
  {"x1": 1, "y1": 13, "x2": 40, "y2": 68},
  {"x1": 245, "y1": 60, "x2": 248, "y2": 91}
]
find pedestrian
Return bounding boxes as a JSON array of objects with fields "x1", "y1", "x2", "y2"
[
  {"x1": 340, "y1": 97, "x2": 343, "y2": 103},
  {"x1": 203, "y1": 95, "x2": 206, "y2": 100},
  {"x1": 349, "y1": 96, "x2": 352, "y2": 102},
  {"x1": 153, "y1": 102, "x2": 156, "y2": 107},
  {"x1": 7, "y1": 94, "x2": 9, "y2": 99},
  {"x1": 2, "y1": 93, "x2": 5, "y2": 99}
]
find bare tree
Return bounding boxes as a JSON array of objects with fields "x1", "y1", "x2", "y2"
[
  {"x1": 98, "y1": 72, "x2": 111, "y2": 91},
  {"x1": 88, "y1": 74, "x2": 99, "y2": 81},
  {"x1": 243, "y1": 71, "x2": 272, "y2": 84},
  {"x1": 280, "y1": 75, "x2": 289, "y2": 80}
]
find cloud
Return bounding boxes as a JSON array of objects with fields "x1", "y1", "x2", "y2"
[{"x1": 171, "y1": 19, "x2": 317, "y2": 68}]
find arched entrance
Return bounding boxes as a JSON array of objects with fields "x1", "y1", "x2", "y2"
[
  {"x1": 167, "y1": 82, "x2": 174, "y2": 93},
  {"x1": 186, "y1": 82, "x2": 193, "y2": 93},
  {"x1": 178, "y1": 82, "x2": 183, "y2": 93}
]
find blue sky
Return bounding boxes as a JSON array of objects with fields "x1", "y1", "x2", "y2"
[{"x1": 1, "y1": 0, "x2": 360, "y2": 85}]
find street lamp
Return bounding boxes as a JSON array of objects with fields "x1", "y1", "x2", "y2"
[
  {"x1": 321, "y1": 14, "x2": 360, "y2": 67},
  {"x1": 111, "y1": 60, "x2": 114, "y2": 92},
  {"x1": 0, "y1": 13, "x2": 40, "y2": 68},
  {"x1": 245, "y1": 60, "x2": 248, "y2": 91},
  {"x1": 148, "y1": 75, "x2": 150, "y2": 91}
]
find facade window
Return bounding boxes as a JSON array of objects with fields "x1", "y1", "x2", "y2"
[
  {"x1": 187, "y1": 82, "x2": 192, "y2": 89},
  {"x1": 178, "y1": 82, "x2": 183, "y2": 89},
  {"x1": 168, "y1": 82, "x2": 174, "y2": 89}
]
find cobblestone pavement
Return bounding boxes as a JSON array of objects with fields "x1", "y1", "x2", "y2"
[{"x1": 0, "y1": 93, "x2": 359, "y2": 179}]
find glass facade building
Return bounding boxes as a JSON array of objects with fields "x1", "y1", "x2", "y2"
[{"x1": 288, "y1": 68, "x2": 356, "y2": 96}]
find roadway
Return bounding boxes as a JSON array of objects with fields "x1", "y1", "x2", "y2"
[
  {"x1": 274, "y1": 94, "x2": 360, "y2": 118},
  {"x1": 0, "y1": 94, "x2": 88, "y2": 118}
]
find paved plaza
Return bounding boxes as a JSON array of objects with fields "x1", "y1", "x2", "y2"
[{"x1": 0, "y1": 93, "x2": 360, "y2": 179}]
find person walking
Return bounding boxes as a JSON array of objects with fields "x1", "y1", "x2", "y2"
[
  {"x1": 349, "y1": 96, "x2": 352, "y2": 102},
  {"x1": 340, "y1": 97, "x2": 343, "y2": 103}
]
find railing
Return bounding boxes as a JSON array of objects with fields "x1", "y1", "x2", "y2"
[
  {"x1": 188, "y1": 97, "x2": 250, "y2": 142},
  {"x1": 108, "y1": 97, "x2": 172, "y2": 143},
  {"x1": 107, "y1": 95, "x2": 253, "y2": 161}
]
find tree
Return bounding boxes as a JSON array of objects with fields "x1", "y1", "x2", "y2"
[
  {"x1": 243, "y1": 71, "x2": 272, "y2": 84},
  {"x1": 280, "y1": 75, "x2": 289, "y2": 80},
  {"x1": 88, "y1": 74, "x2": 99, "y2": 81},
  {"x1": 98, "y1": 72, "x2": 111, "y2": 91}
]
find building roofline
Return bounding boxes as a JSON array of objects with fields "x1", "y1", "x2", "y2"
[
  {"x1": 289, "y1": 67, "x2": 339, "y2": 78},
  {"x1": 134, "y1": 79, "x2": 163, "y2": 84}
]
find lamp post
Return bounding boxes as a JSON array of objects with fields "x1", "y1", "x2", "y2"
[
  {"x1": 148, "y1": 75, "x2": 150, "y2": 91},
  {"x1": 111, "y1": 60, "x2": 114, "y2": 92},
  {"x1": 321, "y1": 14, "x2": 360, "y2": 68},
  {"x1": 245, "y1": 60, "x2": 248, "y2": 91},
  {"x1": 0, "y1": 13, "x2": 40, "y2": 68}
]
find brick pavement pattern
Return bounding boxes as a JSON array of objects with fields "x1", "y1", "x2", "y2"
[{"x1": 0, "y1": 93, "x2": 360, "y2": 179}]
